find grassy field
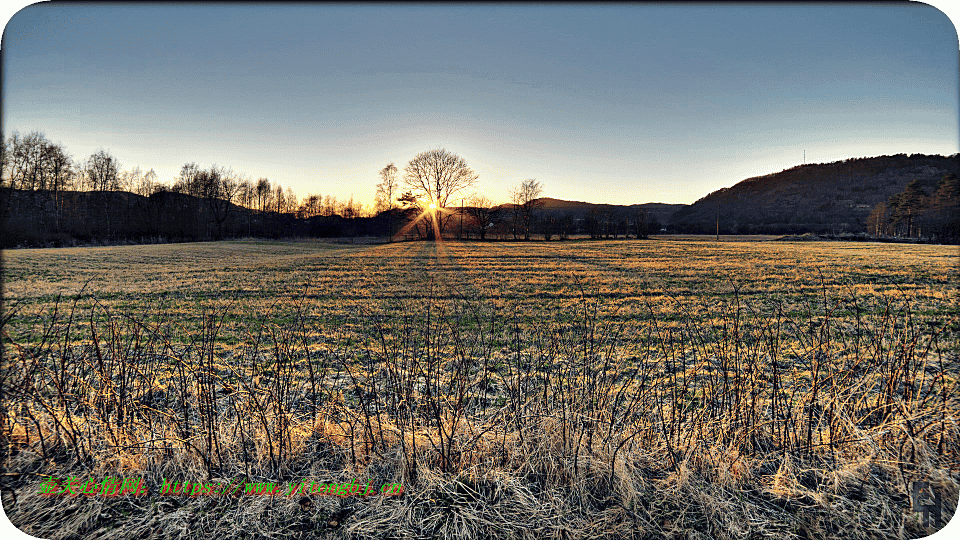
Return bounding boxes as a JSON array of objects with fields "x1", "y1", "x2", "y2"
[{"x1": 2, "y1": 238, "x2": 958, "y2": 539}]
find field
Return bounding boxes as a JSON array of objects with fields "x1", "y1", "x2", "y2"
[{"x1": 2, "y1": 238, "x2": 959, "y2": 539}]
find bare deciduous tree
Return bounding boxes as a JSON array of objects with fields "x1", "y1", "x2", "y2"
[
  {"x1": 256, "y1": 177, "x2": 272, "y2": 213},
  {"x1": 2, "y1": 131, "x2": 74, "y2": 192},
  {"x1": 510, "y1": 178, "x2": 543, "y2": 240},
  {"x1": 274, "y1": 184, "x2": 285, "y2": 214},
  {"x1": 376, "y1": 162, "x2": 399, "y2": 214},
  {"x1": 86, "y1": 149, "x2": 121, "y2": 191},
  {"x1": 207, "y1": 166, "x2": 240, "y2": 238},
  {"x1": 297, "y1": 193, "x2": 323, "y2": 218},
  {"x1": 9, "y1": 132, "x2": 44, "y2": 189},
  {"x1": 131, "y1": 168, "x2": 160, "y2": 197},
  {"x1": 630, "y1": 208, "x2": 650, "y2": 239},
  {"x1": 172, "y1": 162, "x2": 202, "y2": 196},
  {"x1": 466, "y1": 195, "x2": 500, "y2": 241},
  {"x1": 124, "y1": 166, "x2": 145, "y2": 195},
  {"x1": 0, "y1": 136, "x2": 7, "y2": 186},
  {"x1": 404, "y1": 148, "x2": 478, "y2": 238}
]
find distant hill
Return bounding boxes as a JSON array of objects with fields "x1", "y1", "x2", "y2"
[
  {"x1": 669, "y1": 154, "x2": 959, "y2": 235},
  {"x1": 534, "y1": 197, "x2": 686, "y2": 226}
]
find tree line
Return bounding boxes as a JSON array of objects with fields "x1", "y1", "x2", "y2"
[
  {"x1": 867, "y1": 174, "x2": 959, "y2": 242},
  {"x1": 370, "y1": 149, "x2": 658, "y2": 241},
  {"x1": 2, "y1": 132, "x2": 658, "y2": 247},
  {"x1": 1, "y1": 131, "x2": 386, "y2": 247},
  {"x1": 1, "y1": 131, "x2": 370, "y2": 217}
]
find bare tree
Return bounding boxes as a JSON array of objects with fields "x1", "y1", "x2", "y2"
[
  {"x1": 376, "y1": 162, "x2": 399, "y2": 213},
  {"x1": 403, "y1": 148, "x2": 478, "y2": 238},
  {"x1": 274, "y1": 184, "x2": 285, "y2": 214},
  {"x1": 0, "y1": 135, "x2": 6, "y2": 186},
  {"x1": 558, "y1": 213, "x2": 575, "y2": 240},
  {"x1": 256, "y1": 177, "x2": 271, "y2": 213},
  {"x1": 322, "y1": 194, "x2": 337, "y2": 217},
  {"x1": 3, "y1": 131, "x2": 54, "y2": 190},
  {"x1": 297, "y1": 193, "x2": 323, "y2": 218},
  {"x1": 237, "y1": 177, "x2": 254, "y2": 208},
  {"x1": 124, "y1": 166, "x2": 144, "y2": 195},
  {"x1": 510, "y1": 179, "x2": 543, "y2": 240},
  {"x1": 131, "y1": 168, "x2": 161, "y2": 197},
  {"x1": 2, "y1": 132, "x2": 24, "y2": 188},
  {"x1": 172, "y1": 162, "x2": 203, "y2": 197},
  {"x1": 342, "y1": 195, "x2": 358, "y2": 219},
  {"x1": 46, "y1": 147, "x2": 72, "y2": 232},
  {"x1": 205, "y1": 166, "x2": 240, "y2": 238},
  {"x1": 44, "y1": 142, "x2": 72, "y2": 191},
  {"x1": 284, "y1": 186, "x2": 297, "y2": 214},
  {"x1": 466, "y1": 195, "x2": 500, "y2": 240},
  {"x1": 21, "y1": 132, "x2": 46, "y2": 190},
  {"x1": 86, "y1": 149, "x2": 121, "y2": 191},
  {"x1": 67, "y1": 159, "x2": 85, "y2": 190},
  {"x1": 235, "y1": 176, "x2": 255, "y2": 235},
  {"x1": 630, "y1": 208, "x2": 650, "y2": 239}
]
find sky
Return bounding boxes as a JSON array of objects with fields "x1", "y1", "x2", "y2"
[{"x1": 1, "y1": 3, "x2": 958, "y2": 208}]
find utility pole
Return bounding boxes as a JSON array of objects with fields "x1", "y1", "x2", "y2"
[
  {"x1": 460, "y1": 198, "x2": 464, "y2": 239},
  {"x1": 716, "y1": 203, "x2": 720, "y2": 242}
]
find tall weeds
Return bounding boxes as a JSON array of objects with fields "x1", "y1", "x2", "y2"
[{"x1": 1, "y1": 282, "x2": 957, "y2": 539}]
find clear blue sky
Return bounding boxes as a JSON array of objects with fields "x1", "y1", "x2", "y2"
[{"x1": 2, "y1": 3, "x2": 958, "y2": 207}]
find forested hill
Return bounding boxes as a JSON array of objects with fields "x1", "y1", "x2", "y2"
[
  {"x1": 669, "y1": 154, "x2": 959, "y2": 236},
  {"x1": 536, "y1": 198, "x2": 686, "y2": 227}
]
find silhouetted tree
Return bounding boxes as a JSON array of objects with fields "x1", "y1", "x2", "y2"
[
  {"x1": 539, "y1": 214, "x2": 557, "y2": 241},
  {"x1": 236, "y1": 177, "x2": 256, "y2": 235},
  {"x1": 85, "y1": 149, "x2": 121, "y2": 191},
  {"x1": 376, "y1": 162, "x2": 401, "y2": 237},
  {"x1": 130, "y1": 167, "x2": 160, "y2": 197},
  {"x1": 403, "y1": 148, "x2": 478, "y2": 238},
  {"x1": 397, "y1": 190, "x2": 429, "y2": 239},
  {"x1": 887, "y1": 179, "x2": 927, "y2": 237},
  {"x1": 2, "y1": 132, "x2": 74, "y2": 192},
  {"x1": 45, "y1": 144, "x2": 73, "y2": 231},
  {"x1": 630, "y1": 208, "x2": 650, "y2": 239},
  {"x1": 0, "y1": 136, "x2": 7, "y2": 186},
  {"x1": 585, "y1": 208, "x2": 602, "y2": 239},
  {"x1": 297, "y1": 193, "x2": 323, "y2": 218},
  {"x1": 375, "y1": 163, "x2": 399, "y2": 213},
  {"x1": 867, "y1": 202, "x2": 891, "y2": 236},
  {"x1": 557, "y1": 213, "x2": 575, "y2": 240},
  {"x1": 206, "y1": 166, "x2": 240, "y2": 238},
  {"x1": 256, "y1": 177, "x2": 271, "y2": 213},
  {"x1": 172, "y1": 163, "x2": 203, "y2": 196},
  {"x1": 466, "y1": 195, "x2": 500, "y2": 240},
  {"x1": 510, "y1": 179, "x2": 543, "y2": 240},
  {"x1": 928, "y1": 173, "x2": 960, "y2": 242},
  {"x1": 285, "y1": 187, "x2": 297, "y2": 214}
]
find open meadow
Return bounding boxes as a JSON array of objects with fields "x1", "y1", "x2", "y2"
[{"x1": 2, "y1": 238, "x2": 958, "y2": 539}]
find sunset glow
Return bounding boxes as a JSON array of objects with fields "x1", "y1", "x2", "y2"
[{"x1": 2, "y1": 3, "x2": 956, "y2": 207}]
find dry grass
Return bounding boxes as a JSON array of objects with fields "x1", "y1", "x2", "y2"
[{"x1": 2, "y1": 238, "x2": 958, "y2": 539}]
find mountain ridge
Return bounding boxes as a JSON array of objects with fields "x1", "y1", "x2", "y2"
[{"x1": 669, "y1": 153, "x2": 958, "y2": 234}]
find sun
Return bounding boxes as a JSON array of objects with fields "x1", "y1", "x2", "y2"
[{"x1": 428, "y1": 203, "x2": 437, "y2": 210}]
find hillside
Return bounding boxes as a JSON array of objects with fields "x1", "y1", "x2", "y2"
[
  {"x1": 537, "y1": 197, "x2": 686, "y2": 226},
  {"x1": 669, "y1": 154, "x2": 959, "y2": 235}
]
